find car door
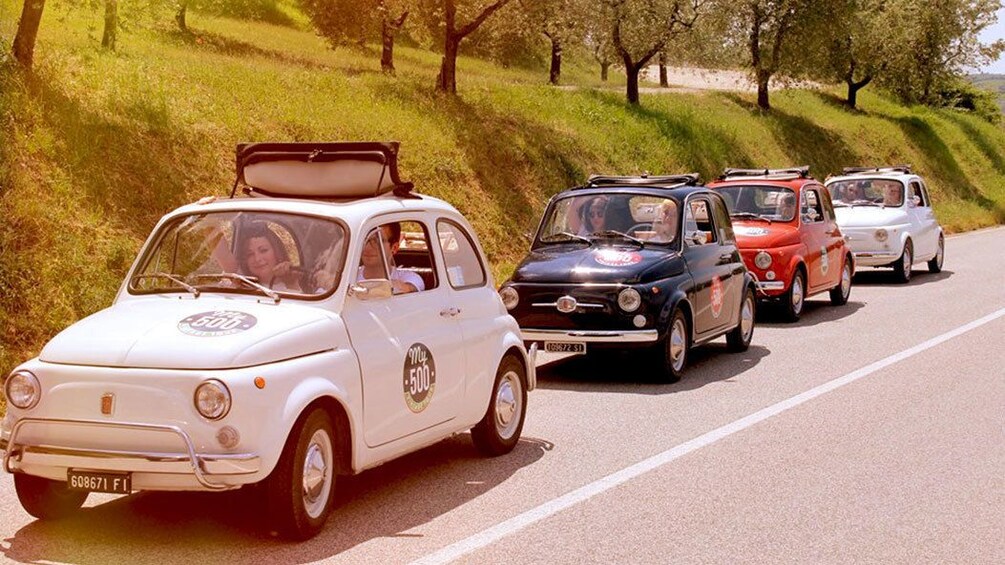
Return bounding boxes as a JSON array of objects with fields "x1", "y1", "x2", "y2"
[
  {"x1": 909, "y1": 180, "x2": 939, "y2": 259},
  {"x1": 682, "y1": 195, "x2": 737, "y2": 337},
  {"x1": 709, "y1": 192, "x2": 745, "y2": 323},
  {"x1": 818, "y1": 187, "x2": 845, "y2": 286},
  {"x1": 799, "y1": 186, "x2": 833, "y2": 293},
  {"x1": 342, "y1": 216, "x2": 465, "y2": 448}
]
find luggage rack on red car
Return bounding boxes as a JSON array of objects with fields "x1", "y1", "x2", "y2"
[
  {"x1": 718, "y1": 166, "x2": 811, "y2": 181},
  {"x1": 230, "y1": 141, "x2": 418, "y2": 201}
]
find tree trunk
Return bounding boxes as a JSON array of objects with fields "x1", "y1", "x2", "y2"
[
  {"x1": 437, "y1": 38, "x2": 460, "y2": 93},
  {"x1": 549, "y1": 37, "x2": 562, "y2": 85},
  {"x1": 626, "y1": 64, "x2": 641, "y2": 105},
  {"x1": 381, "y1": 21, "x2": 395, "y2": 74},
  {"x1": 846, "y1": 75, "x2": 871, "y2": 109},
  {"x1": 600, "y1": 61, "x2": 610, "y2": 82},
  {"x1": 756, "y1": 71, "x2": 771, "y2": 110},
  {"x1": 175, "y1": 2, "x2": 188, "y2": 33},
  {"x1": 659, "y1": 51, "x2": 669, "y2": 88},
  {"x1": 101, "y1": 0, "x2": 118, "y2": 50},
  {"x1": 12, "y1": 0, "x2": 47, "y2": 70}
]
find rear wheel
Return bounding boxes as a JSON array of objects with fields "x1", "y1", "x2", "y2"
[
  {"x1": 781, "y1": 269, "x2": 805, "y2": 322},
  {"x1": 266, "y1": 408, "x2": 337, "y2": 540},
  {"x1": 14, "y1": 473, "x2": 88, "y2": 520},
  {"x1": 471, "y1": 356, "x2": 527, "y2": 456},
  {"x1": 893, "y1": 240, "x2": 913, "y2": 283},
  {"x1": 726, "y1": 286, "x2": 755, "y2": 352},
  {"x1": 928, "y1": 235, "x2": 944, "y2": 273},
  {"x1": 655, "y1": 308, "x2": 689, "y2": 383},
  {"x1": 829, "y1": 257, "x2": 853, "y2": 306}
]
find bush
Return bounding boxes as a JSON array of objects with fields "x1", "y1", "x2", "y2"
[{"x1": 934, "y1": 78, "x2": 1002, "y2": 124}]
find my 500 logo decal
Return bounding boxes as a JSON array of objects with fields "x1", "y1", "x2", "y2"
[
  {"x1": 178, "y1": 311, "x2": 257, "y2": 337},
  {"x1": 403, "y1": 343, "x2": 436, "y2": 413}
]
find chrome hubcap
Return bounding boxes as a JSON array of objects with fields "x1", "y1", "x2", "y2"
[
  {"x1": 740, "y1": 294, "x2": 754, "y2": 341},
  {"x1": 791, "y1": 276, "x2": 804, "y2": 314},
  {"x1": 937, "y1": 238, "x2": 944, "y2": 266},
  {"x1": 841, "y1": 263, "x2": 852, "y2": 297},
  {"x1": 494, "y1": 371, "x2": 522, "y2": 440},
  {"x1": 904, "y1": 247, "x2": 912, "y2": 272},
  {"x1": 670, "y1": 318, "x2": 687, "y2": 372},
  {"x1": 302, "y1": 430, "x2": 332, "y2": 519}
]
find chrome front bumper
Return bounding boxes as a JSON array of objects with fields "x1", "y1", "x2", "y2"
[
  {"x1": 851, "y1": 251, "x2": 900, "y2": 266},
  {"x1": 3, "y1": 418, "x2": 260, "y2": 490},
  {"x1": 522, "y1": 329, "x2": 659, "y2": 343},
  {"x1": 755, "y1": 281, "x2": 785, "y2": 291}
]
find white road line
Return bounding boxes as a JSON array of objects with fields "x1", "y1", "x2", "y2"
[{"x1": 411, "y1": 306, "x2": 1005, "y2": 565}]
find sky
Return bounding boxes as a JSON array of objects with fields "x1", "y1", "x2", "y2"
[{"x1": 978, "y1": 6, "x2": 1005, "y2": 74}]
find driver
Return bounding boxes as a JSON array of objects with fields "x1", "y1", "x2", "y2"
[
  {"x1": 775, "y1": 193, "x2": 796, "y2": 219},
  {"x1": 357, "y1": 223, "x2": 424, "y2": 294},
  {"x1": 652, "y1": 201, "x2": 679, "y2": 242}
]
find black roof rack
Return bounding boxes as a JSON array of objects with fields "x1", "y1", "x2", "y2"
[
  {"x1": 718, "y1": 166, "x2": 810, "y2": 180},
  {"x1": 232, "y1": 141, "x2": 417, "y2": 200},
  {"x1": 580, "y1": 173, "x2": 701, "y2": 189},
  {"x1": 841, "y1": 165, "x2": 912, "y2": 175}
]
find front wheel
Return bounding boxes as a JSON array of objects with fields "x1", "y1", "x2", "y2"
[
  {"x1": 655, "y1": 308, "x2": 689, "y2": 383},
  {"x1": 266, "y1": 408, "x2": 337, "y2": 540},
  {"x1": 928, "y1": 235, "x2": 944, "y2": 273},
  {"x1": 726, "y1": 286, "x2": 755, "y2": 352},
  {"x1": 471, "y1": 356, "x2": 527, "y2": 456},
  {"x1": 893, "y1": 240, "x2": 913, "y2": 283},
  {"x1": 14, "y1": 473, "x2": 88, "y2": 520},
  {"x1": 830, "y1": 257, "x2": 853, "y2": 306},
  {"x1": 781, "y1": 269, "x2": 805, "y2": 322}
]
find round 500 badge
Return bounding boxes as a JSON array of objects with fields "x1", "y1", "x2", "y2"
[
  {"x1": 403, "y1": 343, "x2": 436, "y2": 413},
  {"x1": 594, "y1": 249, "x2": 642, "y2": 267},
  {"x1": 178, "y1": 311, "x2": 257, "y2": 337},
  {"x1": 820, "y1": 246, "x2": 829, "y2": 275},
  {"x1": 710, "y1": 276, "x2": 724, "y2": 319}
]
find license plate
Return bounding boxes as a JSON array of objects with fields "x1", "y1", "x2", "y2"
[
  {"x1": 544, "y1": 341, "x2": 586, "y2": 354},
  {"x1": 67, "y1": 469, "x2": 131, "y2": 494}
]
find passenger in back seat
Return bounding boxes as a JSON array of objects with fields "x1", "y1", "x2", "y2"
[{"x1": 357, "y1": 223, "x2": 425, "y2": 294}]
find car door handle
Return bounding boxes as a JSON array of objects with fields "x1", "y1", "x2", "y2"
[
  {"x1": 439, "y1": 307, "x2": 461, "y2": 318},
  {"x1": 719, "y1": 253, "x2": 733, "y2": 261}
]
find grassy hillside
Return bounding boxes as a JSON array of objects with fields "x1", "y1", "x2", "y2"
[
  {"x1": 2, "y1": 5, "x2": 1005, "y2": 382},
  {"x1": 970, "y1": 73, "x2": 1005, "y2": 113}
]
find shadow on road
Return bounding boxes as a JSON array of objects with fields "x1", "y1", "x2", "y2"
[
  {"x1": 852, "y1": 269, "x2": 953, "y2": 287},
  {"x1": 1, "y1": 436, "x2": 551, "y2": 562},
  {"x1": 536, "y1": 343, "x2": 770, "y2": 394},
  {"x1": 756, "y1": 299, "x2": 866, "y2": 328}
]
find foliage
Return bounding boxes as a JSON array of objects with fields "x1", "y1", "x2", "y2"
[{"x1": 934, "y1": 77, "x2": 1002, "y2": 124}]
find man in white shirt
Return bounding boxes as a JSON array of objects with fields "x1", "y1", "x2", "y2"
[{"x1": 357, "y1": 223, "x2": 425, "y2": 294}]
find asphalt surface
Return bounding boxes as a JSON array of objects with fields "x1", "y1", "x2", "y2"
[{"x1": 1, "y1": 227, "x2": 1002, "y2": 565}]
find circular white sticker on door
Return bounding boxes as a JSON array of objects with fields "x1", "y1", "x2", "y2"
[
  {"x1": 178, "y1": 311, "x2": 257, "y2": 337},
  {"x1": 403, "y1": 343, "x2": 436, "y2": 413}
]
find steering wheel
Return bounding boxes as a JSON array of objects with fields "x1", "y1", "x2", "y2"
[{"x1": 628, "y1": 222, "x2": 654, "y2": 234}]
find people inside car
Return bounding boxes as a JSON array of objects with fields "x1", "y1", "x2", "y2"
[
  {"x1": 566, "y1": 195, "x2": 609, "y2": 235},
  {"x1": 775, "y1": 192, "x2": 797, "y2": 220},
  {"x1": 652, "y1": 200, "x2": 679, "y2": 242},
  {"x1": 239, "y1": 222, "x2": 302, "y2": 292},
  {"x1": 880, "y1": 182, "x2": 902, "y2": 206},
  {"x1": 843, "y1": 183, "x2": 866, "y2": 203},
  {"x1": 357, "y1": 223, "x2": 424, "y2": 294}
]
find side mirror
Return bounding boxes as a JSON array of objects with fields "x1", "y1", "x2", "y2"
[
  {"x1": 350, "y1": 279, "x2": 393, "y2": 300},
  {"x1": 803, "y1": 209, "x2": 820, "y2": 222},
  {"x1": 685, "y1": 230, "x2": 708, "y2": 246},
  {"x1": 910, "y1": 195, "x2": 921, "y2": 207}
]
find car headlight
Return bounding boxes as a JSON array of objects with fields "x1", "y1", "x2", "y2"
[
  {"x1": 618, "y1": 288, "x2": 642, "y2": 312},
  {"x1": 874, "y1": 229, "x2": 888, "y2": 242},
  {"x1": 499, "y1": 286, "x2": 519, "y2": 310},
  {"x1": 754, "y1": 251, "x2": 773, "y2": 270},
  {"x1": 194, "y1": 379, "x2": 231, "y2": 420},
  {"x1": 4, "y1": 371, "x2": 41, "y2": 410}
]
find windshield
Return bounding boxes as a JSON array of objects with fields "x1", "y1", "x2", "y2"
[
  {"x1": 130, "y1": 211, "x2": 347, "y2": 297},
  {"x1": 715, "y1": 185, "x2": 797, "y2": 222},
  {"x1": 827, "y1": 179, "x2": 904, "y2": 206},
  {"x1": 538, "y1": 193, "x2": 681, "y2": 245}
]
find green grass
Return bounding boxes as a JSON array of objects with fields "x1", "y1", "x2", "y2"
[{"x1": 2, "y1": 5, "x2": 1005, "y2": 382}]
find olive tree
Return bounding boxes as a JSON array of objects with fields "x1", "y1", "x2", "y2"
[{"x1": 11, "y1": 0, "x2": 47, "y2": 70}]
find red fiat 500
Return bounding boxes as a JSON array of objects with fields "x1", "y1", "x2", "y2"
[{"x1": 708, "y1": 167, "x2": 853, "y2": 321}]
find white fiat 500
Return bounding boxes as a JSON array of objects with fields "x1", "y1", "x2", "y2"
[
  {"x1": 1, "y1": 142, "x2": 535, "y2": 539},
  {"x1": 825, "y1": 166, "x2": 945, "y2": 283}
]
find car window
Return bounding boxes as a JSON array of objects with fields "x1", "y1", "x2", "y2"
[
  {"x1": 131, "y1": 211, "x2": 345, "y2": 298},
  {"x1": 919, "y1": 181, "x2": 932, "y2": 207},
  {"x1": 803, "y1": 189, "x2": 824, "y2": 223},
  {"x1": 716, "y1": 184, "x2": 797, "y2": 222},
  {"x1": 436, "y1": 220, "x2": 486, "y2": 289},
  {"x1": 819, "y1": 187, "x2": 837, "y2": 220},
  {"x1": 710, "y1": 194, "x2": 735, "y2": 244},
  {"x1": 828, "y1": 179, "x2": 904, "y2": 206},
  {"x1": 685, "y1": 198, "x2": 717, "y2": 245},
  {"x1": 358, "y1": 221, "x2": 436, "y2": 294},
  {"x1": 909, "y1": 181, "x2": 927, "y2": 207},
  {"x1": 537, "y1": 193, "x2": 680, "y2": 244}
]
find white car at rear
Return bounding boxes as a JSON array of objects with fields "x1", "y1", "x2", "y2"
[
  {"x1": 825, "y1": 166, "x2": 945, "y2": 283},
  {"x1": 1, "y1": 142, "x2": 535, "y2": 540}
]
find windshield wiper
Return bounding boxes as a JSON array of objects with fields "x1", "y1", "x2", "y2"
[
  {"x1": 132, "y1": 273, "x2": 201, "y2": 297},
  {"x1": 592, "y1": 230, "x2": 645, "y2": 247},
  {"x1": 541, "y1": 231, "x2": 592, "y2": 245},
  {"x1": 849, "y1": 199, "x2": 879, "y2": 207},
  {"x1": 730, "y1": 212, "x2": 772, "y2": 223},
  {"x1": 192, "y1": 272, "x2": 281, "y2": 303}
]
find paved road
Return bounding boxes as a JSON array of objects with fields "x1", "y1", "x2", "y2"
[{"x1": 1, "y1": 228, "x2": 1003, "y2": 564}]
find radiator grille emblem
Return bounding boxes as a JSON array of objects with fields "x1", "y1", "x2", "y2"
[
  {"x1": 556, "y1": 296, "x2": 578, "y2": 313},
  {"x1": 101, "y1": 393, "x2": 115, "y2": 416}
]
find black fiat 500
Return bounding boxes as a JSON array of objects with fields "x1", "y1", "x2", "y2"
[{"x1": 499, "y1": 175, "x2": 756, "y2": 382}]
